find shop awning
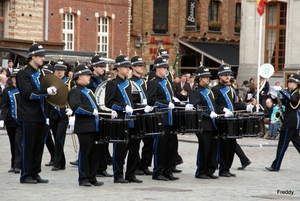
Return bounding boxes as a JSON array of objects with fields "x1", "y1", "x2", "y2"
[
  {"x1": 10, "y1": 48, "x2": 114, "y2": 63},
  {"x1": 179, "y1": 40, "x2": 240, "y2": 67}
]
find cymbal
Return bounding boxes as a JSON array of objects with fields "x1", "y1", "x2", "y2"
[{"x1": 40, "y1": 74, "x2": 68, "y2": 108}]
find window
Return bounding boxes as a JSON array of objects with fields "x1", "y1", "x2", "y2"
[
  {"x1": 208, "y1": 1, "x2": 220, "y2": 31},
  {"x1": 98, "y1": 17, "x2": 109, "y2": 54},
  {"x1": 63, "y1": 13, "x2": 74, "y2": 50},
  {"x1": 153, "y1": 0, "x2": 169, "y2": 34},
  {"x1": 235, "y1": 3, "x2": 241, "y2": 32},
  {"x1": 265, "y1": 3, "x2": 287, "y2": 72},
  {"x1": 208, "y1": 1, "x2": 218, "y2": 22},
  {"x1": 0, "y1": 1, "x2": 4, "y2": 38}
]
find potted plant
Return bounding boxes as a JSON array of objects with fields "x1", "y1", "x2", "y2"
[
  {"x1": 208, "y1": 21, "x2": 221, "y2": 31},
  {"x1": 235, "y1": 23, "x2": 241, "y2": 33}
]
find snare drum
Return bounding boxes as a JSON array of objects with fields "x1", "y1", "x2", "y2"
[
  {"x1": 101, "y1": 118, "x2": 129, "y2": 143},
  {"x1": 216, "y1": 117, "x2": 243, "y2": 139},
  {"x1": 137, "y1": 112, "x2": 164, "y2": 136},
  {"x1": 174, "y1": 110, "x2": 203, "y2": 133}
]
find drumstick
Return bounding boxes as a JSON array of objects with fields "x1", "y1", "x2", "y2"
[{"x1": 98, "y1": 112, "x2": 114, "y2": 116}]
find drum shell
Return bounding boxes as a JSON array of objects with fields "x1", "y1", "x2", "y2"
[
  {"x1": 216, "y1": 117, "x2": 243, "y2": 139},
  {"x1": 100, "y1": 118, "x2": 129, "y2": 143},
  {"x1": 136, "y1": 112, "x2": 164, "y2": 136},
  {"x1": 173, "y1": 110, "x2": 203, "y2": 133}
]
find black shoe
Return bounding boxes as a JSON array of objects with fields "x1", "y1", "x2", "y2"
[
  {"x1": 97, "y1": 170, "x2": 113, "y2": 177},
  {"x1": 152, "y1": 175, "x2": 169, "y2": 181},
  {"x1": 91, "y1": 181, "x2": 104, "y2": 186},
  {"x1": 34, "y1": 176, "x2": 49, "y2": 183},
  {"x1": 165, "y1": 174, "x2": 180, "y2": 181},
  {"x1": 8, "y1": 168, "x2": 15, "y2": 173},
  {"x1": 45, "y1": 161, "x2": 54, "y2": 166},
  {"x1": 80, "y1": 181, "x2": 92, "y2": 187},
  {"x1": 238, "y1": 161, "x2": 252, "y2": 170},
  {"x1": 228, "y1": 172, "x2": 236, "y2": 177},
  {"x1": 114, "y1": 178, "x2": 129, "y2": 183},
  {"x1": 142, "y1": 168, "x2": 153, "y2": 175},
  {"x1": 14, "y1": 168, "x2": 20, "y2": 174},
  {"x1": 207, "y1": 174, "x2": 219, "y2": 179},
  {"x1": 195, "y1": 174, "x2": 210, "y2": 179},
  {"x1": 135, "y1": 169, "x2": 144, "y2": 175},
  {"x1": 126, "y1": 177, "x2": 143, "y2": 183},
  {"x1": 20, "y1": 176, "x2": 38, "y2": 184},
  {"x1": 52, "y1": 166, "x2": 59, "y2": 171},
  {"x1": 172, "y1": 168, "x2": 182, "y2": 173},
  {"x1": 70, "y1": 160, "x2": 78, "y2": 166},
  {"x1": 265, "y1": 166, "x2": 279, "y2": 172},
  {"x1": 219, "y1": 172, "x2": 231, "y2": 177}
]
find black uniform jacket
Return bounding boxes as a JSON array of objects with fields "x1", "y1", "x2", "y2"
[
  {"x1": 189, "y1": 85, "x2": 217, "y2": 131},
  {"x1": 279, "y1": 88, "x2": 300, "y2": 129},
  {"x1": 68, "y1": 84, "x2": 100, "y2": 133},
  {"x1": 16, "y1": 65, "x2": 48, "y2": 122},
  {"x1": 130, "y1": 75, "x2": 147, "y2": 108},
  {"x1": 105, "y1": 75, "x2": 134, "y2": 119},
  {"x1": 0, "y1": 86, "x2": 20, "y2": 127},
  {"x1": 86, "y1": 74, "x2": 106, "y2": 93},
  {"x1": 211, "y1": 82, "x2": 245, "y2": 114}
]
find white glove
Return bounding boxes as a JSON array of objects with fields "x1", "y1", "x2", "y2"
[
  {"x1": 65, "y1": 108, "x2": 73, "y2": 116},
  {"x1": 168, "y1": 102, "x2": 175, "y2": 109},
  {"x1": 46, "y1": 118, "x2": 49, "y2": 125},
  {"x1": 0, "y1": 120, "x2": 4, "y2": 128},
  {"x1": 246, "y1": 104, "x2": 254, "y2": 112},
  {"x1": 142, "y1": 99, "x2": 147, "y2": 105},
  {"x1": 209, "y1": 111, "x2": 218, "y2": 119},
  {"x1": 144, "y1": 105, "x2": 154, "y2": 113},
  {"x1": 111, "y1": 110, "x2": 117, "y2": 119},
  {"x1": 47, "y1": 86, "x2": 57, "y2": 95},
  {"x1": 125, "y1": 105, "x2": 133, "y2": 114},
  {"x1": 172, "y1": 96, "x2": 180, "y2": 103},
  {"x1": 273, "y1": 86, "x2": 282, "y2": 91},
  {"x1": 185, "y1": 104, "x2": 194, "y2": 111},
  {"x1": 223, "y1": 107, "x2": 233, "y2": 116},
  {"x1": 93, "y1": 109, "x2": 98, "y2": 116}
]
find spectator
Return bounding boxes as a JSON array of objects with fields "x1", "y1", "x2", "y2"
[{"x1": 245, "y1": 84, "x2": 256, "y2": 103}]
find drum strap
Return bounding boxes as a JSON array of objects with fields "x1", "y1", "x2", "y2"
[
  {"x1": 200, "y1": 89, "x2": 217, "y2": 130},
  {"x1": 159, "y1": 79, "x2": 172, "y2": 125},
  {"x1": 220, "y1": 86, "x2": 234, "y2": 111},
  {"x1": 134, "y1": 78, "x2": 147, "y2": 102},
  {"x1": 31, "y1": 69, "x2": 47, "y2": 121},
  {"x1": 117, "y1": 80, "x2": 134, "y2": 128},
  {"x1": 81, "y1": 88, "x2": 99, "y2": 132},
  {"x1": 8, "y1": 89, "x2": 20, "y2": 124}
]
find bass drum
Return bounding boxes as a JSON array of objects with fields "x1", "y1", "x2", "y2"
[{"x1": 95, "y1": 80, "x2": 144, "y2": 111}]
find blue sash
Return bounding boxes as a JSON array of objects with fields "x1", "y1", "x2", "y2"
[{"x1": 81, "y1": 88, "x2": 99, "y2": 132}]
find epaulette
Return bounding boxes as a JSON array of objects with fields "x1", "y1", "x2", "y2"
[
  {"x1": 71, "y1": 84, "x2": 77, "y2": 90},
  {"x1": 20, "y1": 65, "x2": 27, "y2": 70},
  {"x1": 149, "y1": 77, "x2": 156, "y2": 82}
]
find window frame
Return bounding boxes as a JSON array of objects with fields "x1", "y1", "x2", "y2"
[
  {"x1": 97, "y1": 17, "x2": 109, "y2": 55},
  {"x1": 153, "y1": 0, "x2": 169, "y2": 34},
  {"x1": 62, "y1": 13, "x2": 75, "y2": 51}
]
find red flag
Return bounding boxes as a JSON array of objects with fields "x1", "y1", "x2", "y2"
[{"x1": 257, "y1": 0, "x2": 267, "y2": 16}]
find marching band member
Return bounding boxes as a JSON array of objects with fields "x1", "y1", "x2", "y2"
[
  {"x1": 105, "y1": 54, "x2": 142, "y2": 183},
  {"x1": 68, "y1": 64, "x2": 103, "y2": 187},
  {"x1": 0, "y1": 70, "x2": 22, "y2": 174},
  {"x1": 87, "y1": 54, "x2": 113, "y2": 177},
  {"x1": 17, "y1": 43, "x2": 56, "y2": 184},
  {"x1": 147, "y1": 57, "x2": 179, "y2": 181},
  {"x1": 49, "y1": 59, "x2": 71, "y2": 171},
  {"x1": 266, "y1": 73, "x2": 300, "y2": 171},
  {"x1": 188, "y1": 64, "x2": 219, "y2": 179},
  {"x1": 211, "y1": 63, "x2": 245, "y2": 177},
  {"x1": 130, "y1": 55, "x2": 154, "y2": 176}
]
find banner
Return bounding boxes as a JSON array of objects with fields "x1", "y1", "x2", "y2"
[
  {"x1": 186, "y1": 0, "x2": 197, "y2": 31},
  {"x1": 173, "y1": 52, "x2": 179, "y2": 76},
  {"x1": 257, "y1": 0, "x2": 267, "y2": 16}
]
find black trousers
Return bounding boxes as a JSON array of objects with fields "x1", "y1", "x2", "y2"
[
  {"x1": 20, "y1": 122, "x2": 47, "y2": 181},
  {"x1": 271, "y1": 127, "x2": 300, "y2": 170},
  {"x1": 195, "y1": 131, "x2": 218, "y2": 177},
  {"x1": 235, "y1": 143, "x2": 250, "y2": 166},
  {"x1": 77, "y1": 132, "x2": 101, "y2": 184},
  {"x1": 153, "y1": 126, "x2": 178, "y2": 177},
  {"x1": 50, "y1": 118, "x2": 68, "y2": 168},
  {"x1": 44, "y1": 125, "x2": 55, "y2": 162},
  {"x1": 98, "y1": 143, "x2": 110, "y2": 172},
  {"x1": 125, "y1": 136, "x2": 141, "y2": 180},
  {"x1": 219, "y1": 138, "x2": 236, "y2": 174},
  {"x1": 112, "y1": 142, "x2": 127, "y2": 179},
  {"x1": 6, "y1": 125, "x2": 22, "y2": 169},
  {"x1": 138, "y1": 136, "x2": 154, "y2": 171}
]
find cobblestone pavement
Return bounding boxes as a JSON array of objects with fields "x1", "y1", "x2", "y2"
[{"x1": 1, "y1": 130, "x2": 300, "y2": 201}]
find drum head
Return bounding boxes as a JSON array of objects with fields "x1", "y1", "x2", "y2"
[{"x1": 94, "y1": 80, "x2": 112, "y2": 112}]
